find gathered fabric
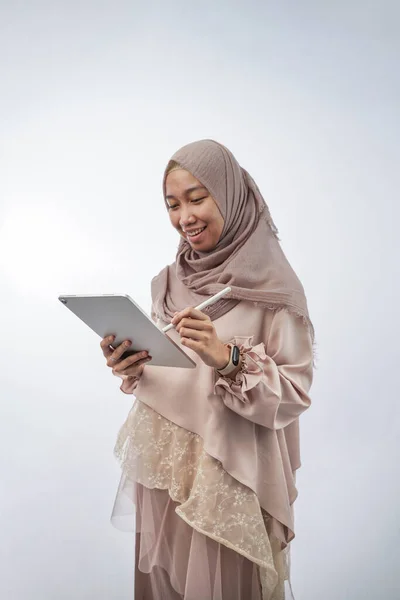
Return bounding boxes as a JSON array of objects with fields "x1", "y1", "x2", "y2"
[{"x1": 112, "y1": 400, "x2": 292, "y2": 600}]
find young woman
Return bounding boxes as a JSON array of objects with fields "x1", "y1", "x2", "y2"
[{"x1": 101, "y1": 140, "x2": 314, "y2": 600}]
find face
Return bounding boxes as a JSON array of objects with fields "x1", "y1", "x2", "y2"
[{"x1": 165, "y1": 169, "x2": 224, "y2": 252}]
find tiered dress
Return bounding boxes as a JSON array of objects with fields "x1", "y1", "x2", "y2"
[{"x1": 112, "y1": 303, "x2": 313, "y2": 600}]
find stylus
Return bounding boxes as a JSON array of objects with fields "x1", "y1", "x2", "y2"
[
  {"x1": 161, "y1": 287, "x2": 232, "y2": 333},
  {"x1": 161, "y1": 286, "x2": 263, "y2": 371}
]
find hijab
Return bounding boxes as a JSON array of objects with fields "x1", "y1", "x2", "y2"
[{"x1": 151, "y1": 139, "x2": 314, "y2": 341}]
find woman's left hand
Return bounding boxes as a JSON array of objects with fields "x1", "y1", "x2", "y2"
[{"x1": 171, "y1": 307, "x2": 230, "y2": 369}]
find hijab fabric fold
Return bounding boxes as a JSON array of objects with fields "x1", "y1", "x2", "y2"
[{"x1": 151, "y1": 139, "x2": 314, "y2": 341}]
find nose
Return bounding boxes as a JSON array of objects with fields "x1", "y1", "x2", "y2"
[{"x1": 179, "y1": 205, "x2": 196, "y2": 229}]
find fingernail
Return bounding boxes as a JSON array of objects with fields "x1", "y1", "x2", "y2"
[{"x1": 125, "y1": 340, "x2": 131, "y2": 347}]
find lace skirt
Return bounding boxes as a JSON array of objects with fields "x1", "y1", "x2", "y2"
[{"x1": 112, "y1": 400, "x2": 293, "y2": 600}]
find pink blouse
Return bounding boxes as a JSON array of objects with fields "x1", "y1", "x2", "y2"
[{"x1": 114, "y1": 301, "x2": 313, "y2": 547}]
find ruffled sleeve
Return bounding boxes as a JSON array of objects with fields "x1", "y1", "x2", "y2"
[
  {"x1": 113, "y1": 370, "x2": 141, "y2": 395},
  {"x1": 214, "y1": 309, "x2": 313, "y2": 430}
]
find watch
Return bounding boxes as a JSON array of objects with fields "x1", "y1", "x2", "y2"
[{"x1": 217, "y1": 344, "x2": 241, "y2": 376}]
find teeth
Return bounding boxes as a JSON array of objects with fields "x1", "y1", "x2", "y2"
[{"x1": 186, "y1": 227, "x2": 206, "y2": 237}]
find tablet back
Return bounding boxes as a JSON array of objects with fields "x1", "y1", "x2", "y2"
[{"x1": 58, "y1": 294, "x2": 196, "y2": 369}]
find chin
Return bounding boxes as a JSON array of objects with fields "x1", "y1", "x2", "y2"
[
  {"x1": 181, "y1": 230, "x2": 218, "y2": 252},
  {"x1": 195, "y1": 242, "x2": 217, "y2": 253}
]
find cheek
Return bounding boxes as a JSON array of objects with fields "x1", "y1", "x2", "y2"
[
  {"x1": 211, "y1": 210, "x2": 224, "y2": 239},
  {"x1": 200, "y1": 203, "x2": 218, "y2": 224},
  {"x1": 169, "y1": 212, "x2": 180, "y2": 229}
]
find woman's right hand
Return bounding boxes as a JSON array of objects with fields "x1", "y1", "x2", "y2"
[{"x1": 100, "y1": 335, "x2": 152, "y2": 380}]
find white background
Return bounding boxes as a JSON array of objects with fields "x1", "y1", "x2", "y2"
[{"x1": 1, "y1": 1, "x2": 399, "y2": 598}]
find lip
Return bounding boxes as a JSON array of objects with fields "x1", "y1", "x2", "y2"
[{"x1": 185, "y1": 226, "x2": 207, "y2": 243}]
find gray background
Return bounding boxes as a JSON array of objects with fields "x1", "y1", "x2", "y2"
[{"x1": 1, "y1": 1, "x2": 399, "y2": 598}]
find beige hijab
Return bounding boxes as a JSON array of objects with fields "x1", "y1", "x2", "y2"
[{"x1": 151, "y1": 139, "x2": 314, "y2": 341}]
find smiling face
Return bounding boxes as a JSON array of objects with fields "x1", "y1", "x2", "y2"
[{"x1": 165, "y1": 169, "x2": 224, "y2": 253}]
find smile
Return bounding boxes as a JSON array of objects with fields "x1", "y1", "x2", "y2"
[{"x1": 186, "y1": 226, "x2": 207, "y2": 238}]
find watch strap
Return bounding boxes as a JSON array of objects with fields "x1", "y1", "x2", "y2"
[{"x1": 217, "y1": 344, "x2": 241, "y2": 376}]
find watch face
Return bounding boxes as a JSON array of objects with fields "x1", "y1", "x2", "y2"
[{"x1": 232, "y1": 345, "x2": 240, "y2": 367}]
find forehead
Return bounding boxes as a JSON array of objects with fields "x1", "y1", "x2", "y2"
[{"x1": 165, "y1": 169, "x2": 206, "y2": 195}]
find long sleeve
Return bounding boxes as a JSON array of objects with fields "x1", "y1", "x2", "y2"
[
  {"x1": 214, "y1": 309, "x2": 313, "y2": 430},
  {"x1": 113, "y1": 370, "x2": 141, "y2": 394}
]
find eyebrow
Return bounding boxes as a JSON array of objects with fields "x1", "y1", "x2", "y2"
[{"x1": 165, "y1": 185, "x2": 208, "y2": 201}]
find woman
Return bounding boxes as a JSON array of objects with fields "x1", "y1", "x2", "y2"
[{"x1": 101, "y1": 140, "x2": 314, "y2": 600}]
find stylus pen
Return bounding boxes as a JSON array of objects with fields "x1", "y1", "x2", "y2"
[
  {"x1": 162, "y1": 285, "x2": 263, "y2": 371},
  {"x1": 162, "y1": 287, "x2": 232, "y2": 333}
]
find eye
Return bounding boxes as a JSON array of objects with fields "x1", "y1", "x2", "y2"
[
  {"x1": 191, "y1": 197, "x2": 207, "y2": 204},
  {"x1": 168, "y1": 204, "x2": 179, "y2": 211}
]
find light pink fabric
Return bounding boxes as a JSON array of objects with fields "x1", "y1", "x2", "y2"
[
  {"x1": 152, "y1": 139, "x2": 314, "y2": 341},
  {"x1": 117, "y1": 302, "x2": 313, "y2": 547},
  {"x1": 112, "y1": 400, "x2": 288, "y2": 595},
  {"x1": 134, "y1": 483, "x2": 265, "y2": 600}
]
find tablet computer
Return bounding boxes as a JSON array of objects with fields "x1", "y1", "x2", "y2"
[{"x1": 58, "y1": 294, "x2": 196, "y2": 369}]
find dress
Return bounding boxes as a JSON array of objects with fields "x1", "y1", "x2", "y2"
[{"x1": 112, "y1": 305, "x2": 313, "y2": 599}]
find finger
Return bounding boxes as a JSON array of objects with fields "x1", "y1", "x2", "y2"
[
  {"x1": 180, "y1": 337, "x2": 202, "y2": 351},
  {"x1": 115, "y1": 356, "x2": 152, "y2": 375},
  {"x1": 106, "y1": 340, "x2": 133, "y2": 365},
  {"x1": 118, "y1": 351, "x2": 150, "y2": 370},
  {"x1": 117, "y1": 363, "x2": 146, "y2": 379},
  {"x1": 118, "y1": 360, "x2": 149, "y2": 377},
  {"x1": 178, "y1": 327, "x2": 207, "y2": 342},
  {"x1": 172, "y1": 307, "x2": 209, "y2": 325},
  {"x1": 176, "y1": 318, "x2": 213, "y2": 332},
  {"x1": 111, "y1": 350, "x2": 151, "y2": 371},
  {"x1": 101, "y1": 335, "x2": 115, "y2": 358}
]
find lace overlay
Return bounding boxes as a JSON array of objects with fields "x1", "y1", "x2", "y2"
[{"x1": 114, "y1": 400, "x2": 290, "y2": 600}]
